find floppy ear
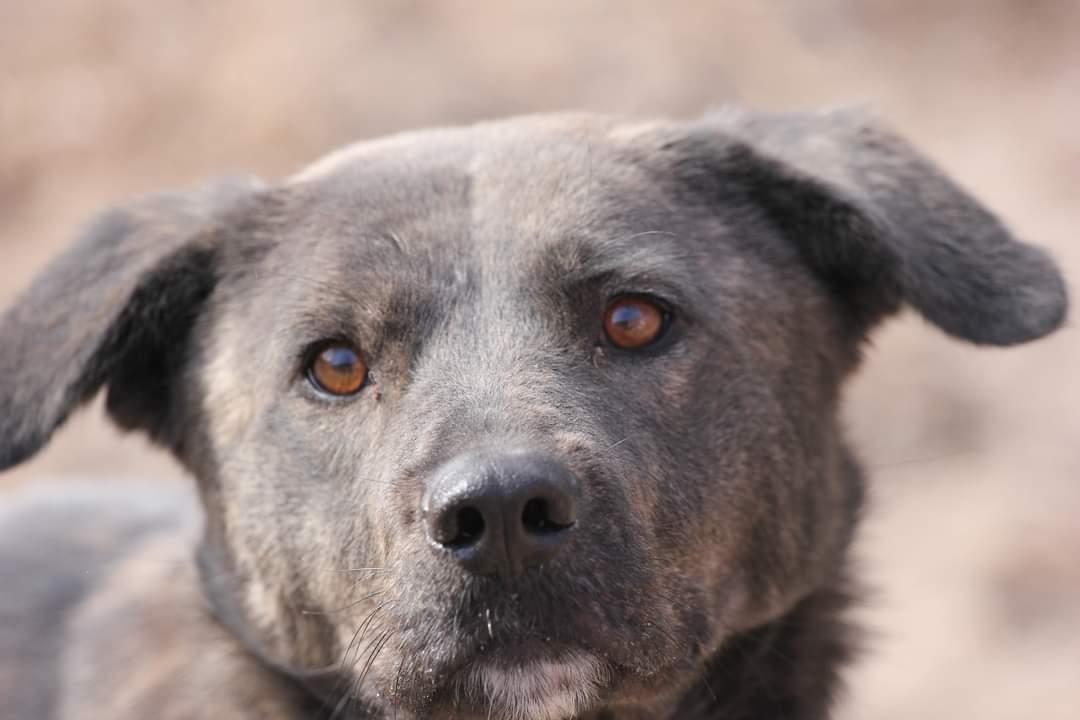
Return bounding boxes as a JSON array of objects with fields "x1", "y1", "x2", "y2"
[
  {"x1": 0, "y1": 178, "x2": 263, "y2": 470},
  {"x1": 683, "y1": 107, "x2": 1067, "y2": 344}
]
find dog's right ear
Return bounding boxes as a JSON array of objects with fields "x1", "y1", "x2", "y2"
[
  {"x1": 0, "y1": 178, "x2": 263, "y2": 471},
  {"x1": 666, "y1": 108, "x2": 1068, "y2": 346}
]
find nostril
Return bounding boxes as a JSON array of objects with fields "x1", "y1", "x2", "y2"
[
  {"x1": 448, "y1": 506, "x2": 486, "y2": 547},
  {"x1": 424, "y1": 453, "x2": 580, "y2": 576},
  {"x1": 521, "y1": 497, "x2": 573, "y2": 535}
]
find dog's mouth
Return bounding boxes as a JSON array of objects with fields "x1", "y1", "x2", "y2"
[
  {"x1": 323, "y1": 516, "x2": 700, "y2": 716},
  {"x1": 313, "y1": 637, "x2": 587, "y2": 720},
  {"x1": 363, "y1": 608, "x2": 695, "y2": 720}
]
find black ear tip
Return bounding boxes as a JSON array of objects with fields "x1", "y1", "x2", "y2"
[
  {"x1": 990, "y1": 244, "x2": 1069, "y2": 346},
  {"x1": 0, "y1": 392, "x2": 54, "y2": 471},
  {"x1": 1010, "y1": 261, "x2": 1069, "y2": 344},
  {"x1": 0, "y1": 436, "x2": 45, "y2": 472},
  {"x1": 923, "y1": 243, "x2": 1069, "y2": 347}
]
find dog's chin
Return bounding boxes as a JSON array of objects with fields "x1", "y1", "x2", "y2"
[
  {"x1": 369, "y1": 594, "x2": 695, "y2": 718},
  {"x1": 458, "y1": 648, "x2": 608, "y2": 720},
  {"x1": 380, "y1": 641, "x2": 610, "y2": 720}
]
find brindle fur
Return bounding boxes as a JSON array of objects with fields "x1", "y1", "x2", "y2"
[{"x1": 0, "y1": 109, "x2": 1067, "y2": 719}]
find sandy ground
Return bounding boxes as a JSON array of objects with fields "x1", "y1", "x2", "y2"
[{"x1": 1, "y1": 1, "x2": 1078, "y2": 717}]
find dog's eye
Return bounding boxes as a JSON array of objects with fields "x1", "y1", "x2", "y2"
[
  {"x1": 603, "y1": 295, "x2": 668, "y2": 350},
  {"x1": 306, "y1": 342, "x2": 368, "y2": 396}
]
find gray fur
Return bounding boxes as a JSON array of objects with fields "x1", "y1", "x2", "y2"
[{"x1": 0, "y1": 109, "x2": 1067, "y2": 719}]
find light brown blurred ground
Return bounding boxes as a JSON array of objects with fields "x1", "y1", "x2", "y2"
[{"x1": 1, "y1": 1, "x2": 1078, "y2": 717}]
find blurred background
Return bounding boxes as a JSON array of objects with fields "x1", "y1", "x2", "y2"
[{"x1": 1, "y1": 1, "x2": 1078, "y2": 717}]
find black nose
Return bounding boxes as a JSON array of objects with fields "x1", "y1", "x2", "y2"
[{"x1": 421, "y1": 452, "x2": 580, "y2": 579}]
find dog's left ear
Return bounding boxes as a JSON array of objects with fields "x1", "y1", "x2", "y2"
[
  {"x1": 674, "y1": 108, "x2": 1068, "y2": 344},
  {"x1": 0, "y1": 178, "x2": 264, "y2": 470}
]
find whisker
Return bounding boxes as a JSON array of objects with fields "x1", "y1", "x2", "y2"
[
  {"x1": 356, "y1": 629, "x2": 396, "y2": 689},
  {"x1": 325, "y1": 600, "x2": 395, "y2": 706},
  {"x1": 620, "y1": 230, "x2": 679, "y2": 243},
  {"x1": 324, "y1": 628, "x2": 365, "y2": 720},
  {"x1": 869, "y1": 447, "x2": 977, "y2": 471},
  {"x1": 604, "y1": 436, "x2": 630, "y2": 452},
  {"x1": 700, "y1": 670, "x2": 719, "y2": 704},
  {"x1": 391, "y1": 648, "x2": 408, "y2": 720},
  {"x1": 327, "y1": 675, "x2": 360, "y2": 720},
  {"x1": 354, "y1": 600, "x2": 396, "y2": 647},
  {"x1": 300, "y1": 590, "x2": 386, "y2": 616}
]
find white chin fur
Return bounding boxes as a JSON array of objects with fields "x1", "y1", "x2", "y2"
[{"x1": 466, "y1": 651, "x2": 606, "y2": 720}]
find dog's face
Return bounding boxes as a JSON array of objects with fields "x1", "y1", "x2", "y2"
[
  {"x1": 190, "y1": 118, "x2": 865, "y2": 718},
  {"x1": 0, "y1": 111, "x2": 1066, "y2": 719}
]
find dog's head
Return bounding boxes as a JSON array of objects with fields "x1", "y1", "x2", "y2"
[{"x1": 0, "y1": 110, "x2": 1066, "y2": 719}]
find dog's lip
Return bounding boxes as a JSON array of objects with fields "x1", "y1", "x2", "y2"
[
  {"x1": 394, "y1": 639, "x2": 611, "y2": 720},
  {"x1": 428, "y1": 635, "x2": 691, "y2": 710},
  {"x1": 473, "y1": 636, "x2": 578, "y2": 663},
  {"x1": 438, "y1": 636, "x2": 596, "y2": 686}
]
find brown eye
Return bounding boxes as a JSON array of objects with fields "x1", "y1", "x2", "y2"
[
  {"x1": 603, "y1": 296, "x2": 667, "y2": 350},
  {"x1": 307, "y1": 342, "x2": 368, "y2": 396}
]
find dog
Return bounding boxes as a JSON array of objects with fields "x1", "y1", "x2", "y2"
[{"x1": 0, "y1": 108, "x2": 1067, "y2": 720}]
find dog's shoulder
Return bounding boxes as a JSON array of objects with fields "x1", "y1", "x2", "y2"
[
  {"x1": 0, "y1": 482, "x2": 311, "y2": 720},
  {"x1": 0, "y1": 481, "x2": 194, "y2": 718}
]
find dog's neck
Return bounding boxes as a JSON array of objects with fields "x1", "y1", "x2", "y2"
[{"x1": 661, "y1": 577, "x2": 855, "y2": 720}]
